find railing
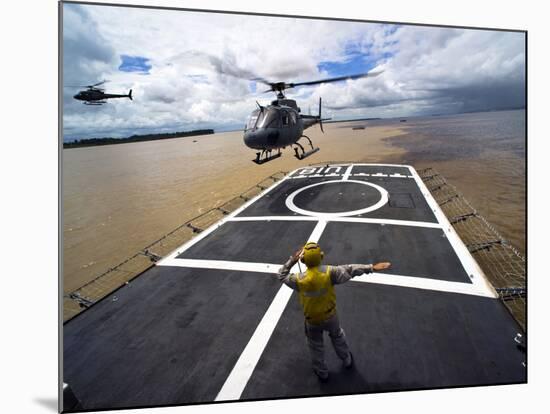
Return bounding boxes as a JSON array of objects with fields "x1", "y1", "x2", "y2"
[
  {"x1": 418, "y1": 167, "x2": 526, "y2": 331},
  {"x1": 63, "y1": 171, "x2": 287, "y2": 322}
]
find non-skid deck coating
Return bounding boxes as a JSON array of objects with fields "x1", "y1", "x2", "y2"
[{"x1": 63, "y1": 164, "x2": 526, "y2": 411}]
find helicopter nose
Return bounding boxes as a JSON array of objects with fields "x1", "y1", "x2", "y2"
[
  {"x1": 243, "y1": 130, "x2": 264, "y2": 150},
  {"x1": 244, "y1": 129, "x2": 280, "y2": 149}
]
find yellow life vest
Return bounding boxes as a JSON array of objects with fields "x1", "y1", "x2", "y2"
[{"x1": 297, "y1": 265, "x2": 336, "y2": 324}]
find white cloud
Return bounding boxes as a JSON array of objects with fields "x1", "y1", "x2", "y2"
[{"x1": 62, "y1": 3, "x2": 525, "y2": 139}]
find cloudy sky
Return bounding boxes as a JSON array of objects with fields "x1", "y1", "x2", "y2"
[{"x1": 62, "y1": 2, "x2": 525, "y2": 140}]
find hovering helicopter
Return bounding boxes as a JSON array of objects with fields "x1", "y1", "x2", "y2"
[
  {"x1": 66, "y1": 81, "x2": 133, "y2": 105},
  {"x1": 242, "y1": 71, "x2": 382, "y2": 164}
]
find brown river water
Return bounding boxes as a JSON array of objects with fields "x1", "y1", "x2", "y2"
[{"x1": 63, "y1": 110, "x2": 525, "y2": 293}]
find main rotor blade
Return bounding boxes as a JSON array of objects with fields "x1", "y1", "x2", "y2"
[
  {"x1": 91, "y1": 80, "x2": 108, "y2": 87},
  {"x1": 178, "y1": 51, "x2": 273, "y2": 86},
  {"x1": 260, "y1": 70, "x2": 383, "y2": 94},
  {"x1": 289, "y1": 70, "x2": 383, "y2": 88},
  {"x1": 65, "y1": 84, "x2": 94, "y2": 88},
  {"x1": 64, "y1": 80, "x2": 109, "y2": 88},
  {"x1": 172, "y1": 50, "x2": 382, "y2": 98}
]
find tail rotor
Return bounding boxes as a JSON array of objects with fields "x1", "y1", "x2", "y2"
[{"x1": 318, "y1": 97, "x2": 324, "y2": 133}]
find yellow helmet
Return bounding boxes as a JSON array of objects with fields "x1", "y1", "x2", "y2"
[{"x1": 301, "y1": 242, "x2": 324, "y2": 267}]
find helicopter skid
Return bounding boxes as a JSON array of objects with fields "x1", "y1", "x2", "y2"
[
  {"x1": 253, "y1": 149, "x2": 282, "y2": 165},
  {"x1": 293, "y1": 134, "x2": 319, "y2": 160},
  {"x1": 294, "y1": 146, "x2": 320, "y2": 160}
]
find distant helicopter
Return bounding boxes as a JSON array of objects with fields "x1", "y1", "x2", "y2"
[
  {"x1": 242, "y1": 71, "x2": 382, "y2": 164},
  {"x1": 66, "y1": 81, "x2": 133, "y2": 105}
]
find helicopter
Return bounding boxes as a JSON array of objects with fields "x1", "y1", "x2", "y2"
[
  {"x1": 66, "y1": 81, "x2": 133, "y2": 105},
  {"x1": 241, "y1": 71, "x2": 382, "y2": 164}
]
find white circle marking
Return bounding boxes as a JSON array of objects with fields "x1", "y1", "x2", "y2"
[{"x1": 285, "y1": 180, "x2": 389, "y2": 217}]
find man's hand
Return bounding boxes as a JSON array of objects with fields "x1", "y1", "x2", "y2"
[
  {"x1": 373, "y1": 262, "x2": 391, "y2": 271},
  {"x1": 292, "y1": 248, "x2": 304, "y2": 262}
]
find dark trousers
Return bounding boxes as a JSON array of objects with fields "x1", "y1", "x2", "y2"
[{"x1": 304, "y1": 312, "x2": 351, "y2": 375}]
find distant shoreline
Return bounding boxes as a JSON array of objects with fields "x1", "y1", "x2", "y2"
[
  {"x1": 63, "y1": 107, "x2": 525, "y2": 148},
  {"x1": 63, "y1": 129, "x2": 215, "y2": 149},
  {"x1": 324, "y1": 117, "x2": 382, "y2": 123}
]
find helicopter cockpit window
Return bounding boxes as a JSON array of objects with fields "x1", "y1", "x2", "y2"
[
  {"x1": 246, "y1": 110, "x2": 260, "y2": 130},
  {"x1": 281, "y1": 111, "x2": 290, "y2": 127},
  {"x1": 289, "y1": 111, "x2": 297, "y2": 125},
  {"x1": 257, "y1": 108, "x2": 280, "y2": 129}
]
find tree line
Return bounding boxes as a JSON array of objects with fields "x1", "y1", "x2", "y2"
[{"x1": 64, "y1": 129, "x2": 215, "y2": 148}]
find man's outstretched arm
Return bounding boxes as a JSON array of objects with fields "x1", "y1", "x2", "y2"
[{"x1": 330, "y1": 262, "x2": 391, "y2": 285}]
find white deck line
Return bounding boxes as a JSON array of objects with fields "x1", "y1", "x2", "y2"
[
  {"x1": 352, "y1": 272, "x2": 495, "y2": 298},
  {"x1": 160, "y1": 258, "x2": 281, "y2": 273},
  {"x1": 156, "y1": 173, "x2": 293, "y2": 264},
  {"x1": 407, "y1": 166, "x2": 497, "y2": 298},
  {"x1": 290, "y1": 172, "x2": 413, "y2": 180},
  {"x1": 228, "y1": 215, "x2": 442, "y2": 229},
  {"x1": 389, "y1": 173, "x2": 411, "y2": 178},
  {"x1": 228, "y1": 216, "x2": 319, "y2": 222},
  {"x1": 306, "y1": 219, "x2": 327, "y2": 242},
  {"x1": 342, "y1": 165, "x2": 354, "y2": 180},
  {"x1": 215, "y1": 285, "x2": 294, "y2": 401},
  {"x1": 327, "y1": 216, "x2": 441, "y2": 229},
  {"x1": 290, "y1": 163, "x2": 411, "y2": 178},
  {"x1": 334, "y1": 163, "x2": 415, "y2": 168},
  {"x1": 160, "y1": 257, "x2": 492, "y2": 298},
  {"x1": 215, "y1": 220, "x2": 327, "y2": 401},
  {"x1": 291, "y1": 174, "x2": 343, "y2": 180},
  {"x1": 295, "y1": 163, "x2": 414, "y2": 169}
]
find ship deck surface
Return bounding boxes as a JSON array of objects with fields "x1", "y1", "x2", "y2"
[{"x1": 63, "y1": 163, "x2": 526, "y2": 410}]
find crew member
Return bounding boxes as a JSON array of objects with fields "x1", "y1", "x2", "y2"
[{"x1": 277, "y1": 241, "x2": 391, "y2": 381}]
